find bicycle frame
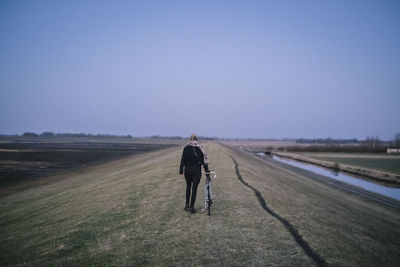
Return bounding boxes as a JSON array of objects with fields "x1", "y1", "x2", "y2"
[{"x1": 204, "y1": 171, "x2": 216, "y2": 215}]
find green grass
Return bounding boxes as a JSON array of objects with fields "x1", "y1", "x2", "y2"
[
  {"x1": 1, "y1": 143, "x2": 400, "y2": 266},
  {"x1": 298, "y1": 152, "x2": 400, "y2": 175}
]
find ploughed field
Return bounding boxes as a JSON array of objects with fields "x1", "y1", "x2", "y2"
[
  {"x1": 1, "y1": 141, "x2": 399, "y2": 266},
  {"x1": 0, "y1": 139, "x2": 176, "y2": 196},
  {"x1": 296, "y1": 152, "x2": 400, "y2": 175}
]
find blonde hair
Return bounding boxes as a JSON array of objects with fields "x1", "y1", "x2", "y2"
[{"x1": 190, "y1": 133, "x2": 198, "y2": 141}]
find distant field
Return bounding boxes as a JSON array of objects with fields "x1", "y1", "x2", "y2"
[
  {"x1": 0, "y1": 137, "x2": 181, "y2": 196},
  {"x1": 298, "y1": 153, "x2": 400, "y2": 175}
]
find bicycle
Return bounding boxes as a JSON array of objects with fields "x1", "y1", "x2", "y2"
[{"x1": 204, "y1": 171, "x2": 216, "y2": 216}]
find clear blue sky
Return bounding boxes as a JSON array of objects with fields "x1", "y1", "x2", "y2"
[{"x1": 1, "y1": 0, "x2": 399, "y2": 140}]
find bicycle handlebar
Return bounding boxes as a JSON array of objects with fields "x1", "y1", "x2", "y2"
[{"x1": 206, "y1": 170, "x2": 217, "y2": 179}]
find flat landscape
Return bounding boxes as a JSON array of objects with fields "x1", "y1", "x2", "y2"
[
  {"x1": 1, "y1": 140, "x2": 400, "y2": 266},
  {"x1": 3, "y1": 0, "x2": 399, "y2": 266}
]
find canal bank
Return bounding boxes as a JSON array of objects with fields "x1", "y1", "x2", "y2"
[
  {"x1": 255, "y1": 152, "x2": 400, "y2": 208},
  {"x1": 271, "y1": 152, "x2": 400, "y2": 187}
]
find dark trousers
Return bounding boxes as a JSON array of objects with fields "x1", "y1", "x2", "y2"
[{"x1": 185, "y1": 169, "x2": 201, "y2": 208}]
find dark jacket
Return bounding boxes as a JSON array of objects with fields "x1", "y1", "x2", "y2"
[{"x1": 179, "y1": 145, "x2": 209, "y2": 174}]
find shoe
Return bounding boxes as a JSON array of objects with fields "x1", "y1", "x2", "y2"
[
  {"x1": 184, "y1": 204, "x2": 190, "y2": 211},
  {"x1": 190, "y1": 207, "x2": 196, "y2": 213}
]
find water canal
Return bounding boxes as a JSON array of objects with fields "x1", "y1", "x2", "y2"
[{"x1": 257, "y1": 153, "x2": 400, "y2": 201}]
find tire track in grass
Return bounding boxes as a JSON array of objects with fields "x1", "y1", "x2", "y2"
[{"x1": 231, "y1": 156, "x2": 326, "y2": 267}]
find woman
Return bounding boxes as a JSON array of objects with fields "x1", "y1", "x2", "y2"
[{"x1": 179, "y1": 134, "x2": 209, "y2": 213}]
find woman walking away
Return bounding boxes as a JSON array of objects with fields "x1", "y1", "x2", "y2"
[{"x1": 179, "y1": 134, "x2": 209, "y2": 213}]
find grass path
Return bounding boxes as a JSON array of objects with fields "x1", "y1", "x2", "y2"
[{"x1": 1, "y1": 142, "x2": 400, "y2": 266}]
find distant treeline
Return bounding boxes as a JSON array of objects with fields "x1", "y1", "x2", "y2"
[
  {"x1": 278, "y1": 139, "x2": 399, "y2": 153},
  {"x1": 2, "y1": 133, "x2": 400, "y2": 149},
  {"x1": 278, "y1": 145, "x2": 389, "y2": 153},
  {"x1": 10, "y1": 132, "x2": 217, "y2": 140},
  {"x1": 264, "y1": 135, "x2": 400, "y2": 153},
  {"x1": 291, "y1": 135, "x2": 400, "y2": 152},
  {"x1": 20, "y1": 132, "x2": 134, "y2": 139},
  {"x1": 149, "y1": 135, "x2": 218, "y2": 140},
  {"x1": 295, "y1": 138, "x2": 360, "y2": 144}
]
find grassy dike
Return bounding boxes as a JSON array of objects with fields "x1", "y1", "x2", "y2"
[{"x1": 1, "y1": 142, "x2": 399, "y2": 266}]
